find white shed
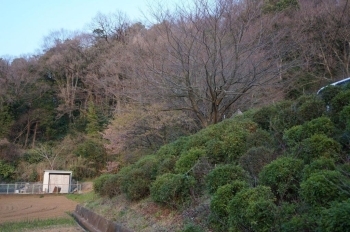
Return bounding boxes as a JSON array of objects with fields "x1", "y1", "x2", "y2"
[{"x1": 43, "y1": 170, "x2": 72, "y2": 193}]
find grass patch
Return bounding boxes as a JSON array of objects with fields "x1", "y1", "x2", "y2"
[
  {"x1": 0, "y1": 217, "x2": 76, "y2": 232},
  {"x1": 66, "y1": 191, "x2": 96, "y2": 203}
]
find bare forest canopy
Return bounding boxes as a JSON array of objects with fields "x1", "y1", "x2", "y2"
[{"x1": 0, "y1": 0, "x2": 349, "y2": 181}]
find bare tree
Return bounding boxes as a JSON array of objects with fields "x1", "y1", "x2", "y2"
[
  {"x1": 295, "y1": 0, "x2": 350, "y2": 81},
  {"x1": 141, "y1": 0, "x2": 283, "y2": 127},
  {"x1": 33, "y1": 144, "x2": 64, "y2": 170}
]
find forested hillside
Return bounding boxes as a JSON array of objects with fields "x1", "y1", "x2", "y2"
[{"x1": 0, "y1": 0, "x2": 350, "y2": 229}]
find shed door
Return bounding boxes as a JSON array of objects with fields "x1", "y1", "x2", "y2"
[{"x1": 49, "y1": 174, "x2": 70, "y2": 193}]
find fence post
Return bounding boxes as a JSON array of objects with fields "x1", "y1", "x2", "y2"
[{"x1": 6, "y1": 184, "x2": 9, "y2": 194}]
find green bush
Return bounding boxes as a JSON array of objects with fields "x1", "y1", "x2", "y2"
[
  {"x1": 74, "y1": 139, "x2": 107, "y2": 172},
  {"x1": 119, "y1": 155, "x2": 160, "y2": 201},
  {"x1": 93, "y1": 173, "x2": 114, "y2": 195},
  {"x1": 252, "y1": 105, "x2": 277, "y2": 130},
  {"x1": 228, "y1": 186, "x2": 277, "y2": 232},
  {"x1": 102, "y1": 174, "x2": 121, "y2": 198},
  {"x1": 283, "y1": 116, "x2": 335, "y2": 147},
  {"x1": 302, "y1": 157, "x2": 336, "y2": 180},
  {"x1": 221, "y1": 133, "x2": 248, "y2": 163},
  {"x1": 175, "y1": 148, "x2": 206, "y2": 173},
  {"x1": 259, "y1": 157, "x2": 304, "y2": 202},
  {"x1": 150, "y1": 173, "x2": 196, "y2": 208},
  {"x1": 300, "y1": 170, "x2": 350, "y2": 206},
  {"x1": 157, "y1": 155, "x2": 178, "y2": 175},
  {"x1": 298, "y1": 134, "x2": 341, "y2": 164},
  {"x1": 239, "y1": 146, "x2": 275, "y2": 181},
  {"x1": 270, "y1": 101, "x2": 299, "y2": 133},
  {"x1": 281, "y1": 210, "x2": 320, "y2": 232},
  {"x1": 209, "y1": 181, "x2": 249, "y2": 231},
  {"x1": 205, "y1": 138, "x2": 226, "y2": 163},
  {"x1": 245, "y1": 129, "x2": 274, "y2": 148},
  {"x1": 318, "y1": 199, "x2": 350, "y2": 232},
  {"x1": 296, "y1": 95, "x2": 326, "y2": 122},
  {"x1": 318, "y1": 85, "x2": 342, "y2": 105},
  {"x1": 156, "y1": 137, "x2": 188, "y2": 157},
  {"x1": 120, "y1": 167, "x2": 152, "y2": 200},
  {"x1": 339, "y1": 105, "x2": 350, "y2": 130},
  {"x1": 182, "y1": 222, "x2": 203, "y2": 232},
  {"x1": 330, "y1": 89, "x2": 350, "y2": 114},
  {"x1": 206, "y1": 165, "x2": 248, "y2": 194},
  {"x1": 283, "y1": 125, "x2": 304, "y2": 147}
]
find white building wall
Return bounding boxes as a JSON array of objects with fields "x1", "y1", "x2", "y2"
[{"x1": 42, "y1": 170, "x2": 72, "y2": 193}]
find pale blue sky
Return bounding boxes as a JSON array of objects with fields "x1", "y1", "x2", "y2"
[{"x1": 0, "y1": 0, "x2": 160, "y2": 58}]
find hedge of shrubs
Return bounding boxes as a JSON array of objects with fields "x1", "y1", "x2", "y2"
[{"x1": 93, "y1": 85, "x2": 350, "y2": 231}]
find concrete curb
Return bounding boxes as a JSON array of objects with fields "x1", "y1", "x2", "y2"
[{"x1": 72, "y1": 204, "x2": 132, "y2": 232}]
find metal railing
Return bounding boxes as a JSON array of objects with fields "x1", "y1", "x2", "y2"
[{"x1": 0, "y1": 182, "x2": 82, "y2": 194}]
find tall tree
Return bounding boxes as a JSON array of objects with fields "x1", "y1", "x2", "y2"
[{"x1": 141, "y1": 0, "x2": 283, "y2": 127}]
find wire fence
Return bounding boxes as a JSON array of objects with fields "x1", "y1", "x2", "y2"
[{"x1": 0, "y1": 182, "x2": 82, "y2": 194}]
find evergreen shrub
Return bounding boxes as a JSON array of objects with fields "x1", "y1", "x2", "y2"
[
  {"x1": 302, "y1": 157, "x2": 336, "y2": 180},
  {"x1": 209, "y1": 181, "x2": 249, "y2": 231},
  {"x1": 175, "y1": 148, "x2": 206, "y2": 173},
  {"x1": 298, "y1": 134, "x2": 341, "y2": 163},
  {"x1": 300, "y1": 170, "x2": 350, "y2": 206},
  {"x1": 93, "y1": 173, "x2": 114, "y2": 195},
  {"x1": 259, "y1": 157, "x2": 304, "y2": 201},
  {"x1": 228, "y1": 186, "x2": 277, "y2": 232},
  {"x1": 206, "y1": 164, "x2": 248, "y2": 194},
  {"x1": 150, "y1": 173, "x2": 195, "y2": 208},
  {"x1": 239, "y1": 146, "x2": 275, "y2": 181}
]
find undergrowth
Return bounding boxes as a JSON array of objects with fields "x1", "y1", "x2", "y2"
[{"x1": 0, "y1": 217, "x2": 76, "y2": 232}]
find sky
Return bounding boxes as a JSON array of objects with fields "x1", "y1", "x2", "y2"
[{"x1": 0, "y1": 0, "x2": 160, "y2": 58}]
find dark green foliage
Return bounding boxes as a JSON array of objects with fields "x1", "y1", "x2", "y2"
[
  {"x1": 0, "y1": 160, "x2": 15, "y2": 180},
  {"x1": 182, "y1": 222, "x2": 203, "y2": 232},
  {"x1": 253, "y1": 101, "x2": 300, "y2": 140},
  {"x1": 206, "y1": 165, "x2": 248, "y2": 194},
  {"x1": 102, "y1": 174, "x2": 121, "y2": 198},
  {"x1": 157, "y1": 155, "x2": 178, "y2": 175},
  {"x1": 302, "y1": 158, "x2": 336, "y2": 180},
  {"x1": 283, "y1": 116, "x2": 335, "y2": 147},
  {"x1": 150, "y1": 173, "x2": 196, "y2": 208},
  {"x1": 184, "y1": 119, "x2": 256, "y2": 164},
  {"x1": 318, "y1": 85, "x2": 342, "y2": 105},
  {"x1": 300, "y1": 170, "x2": 350, "y2": 207},
  {"x1": 205, "y1": 138, "x2": 226, "y2": 163},
  {"x1": 281, "y1": 210, "x2": 320, "y2": 232},
  {"x1": 270, "y1": 101, "x2": 299, "y2": 133},
  {"x1": 209, "y1": 181, "x2": 249, "y2": 231},
  {"x1": 175, "y1": 148, "x2": 206, "y2": 173},
  {"x1": 252, "y1": 105, "x2": 277, "y2": 130},
  {"x1": 93, "y1": 173, "x2": 114, "y2": 195},
  {"x1": 339, "y1": 105, "x2": 350, "y2": 130},
  {"x1": 22, "y1": 150, "x2": 44, "y2": 164},
  {"x1": 120, "y1": 168, "x2": 152, "y2": 200},
  {"x1": 74, "y1": 139, "x2": 107, "y2": 174},
  {"x1": 298, "y1": 134, "x2": 341, "y2": 164},
  {"x1": 330, "y1": 89, "x2": 350, "y2": 114},
  {"x1": 245, "y1": 129, "x2": 274, "y2": 148},
  {"x1": 318, "y1": 199, "x2": 350, "y2": 232},
  {"x1": 85, "y1": 101, "x2": 101, "y2": 135},
  {"x1": 259, "y1": 157, "x2": 304, "y2": 201},
  {"x1": 239, "y1": 146, "x2": 275, "y2": 181},
  {"x1": 228, "y1": 186, "x2": 277, "y2": 232},
  {"x1": 155, "y1": 136, "x2": 188, "y2": 157},
  {"x1": 0, "y1": 106, "x2": 14, "y2": 138},
  {"x1": 119, "y1": 155, "x2": 160, "y2": 201},
  {"x1": 295, "y1": 95, "x2": 326, "y2": 122}
]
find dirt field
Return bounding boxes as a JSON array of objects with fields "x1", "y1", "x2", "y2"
[{"x1": 0, "y1": 194, "x2": 85, "y2": 231}]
